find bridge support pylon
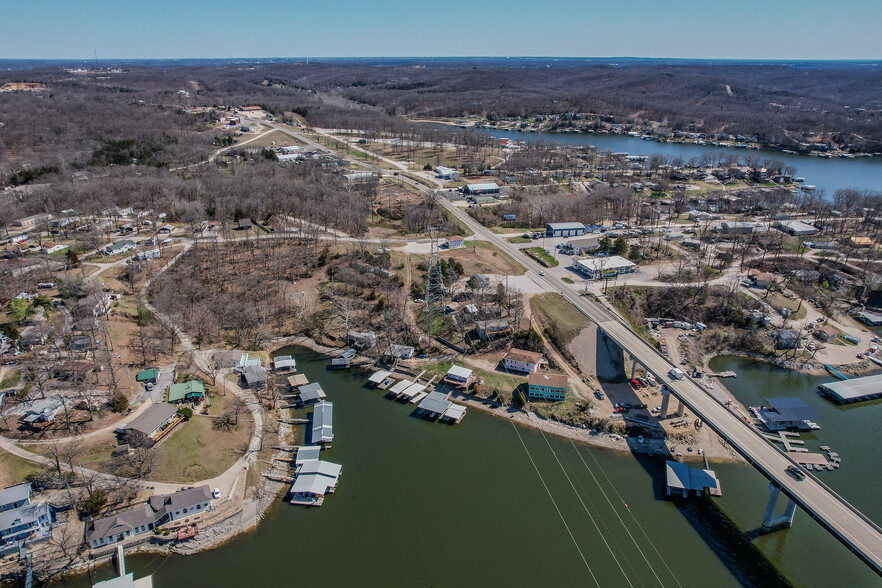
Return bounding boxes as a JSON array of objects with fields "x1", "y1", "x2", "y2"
[
  {"x1": 761, "y1": 484, "x2": 797, "y2": 532},
  {"x1": 660, "y1": 385, "x2": 672, "y2": 419},
  {"x1": 630, "y1": 356, "x2": 639, "y2": 380}
]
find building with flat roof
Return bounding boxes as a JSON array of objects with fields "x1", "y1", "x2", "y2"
[
  {"x1": 527, "y1": 372, "x2": 568, "y2": 401},
  {"x1": 819, "y1": 373, "x2": 882, "y2": 404},
  {"x1": 572, "y1": 256, "x2": 636, "y2": 280},
  {"x1": 754, "y1": 398, "x2": 822, "y2": 431},
  {"x1": 775, "y1": 220, "x2": 818, "y2": 236},
  {"x1": 857, "y1": 311, "x2": 882, "y2": 326},
  {"x1": 435, "y1": 166, "x2": 460, "y2": 180},
  {"x1": 546, "y1": 222, "x2": 587, "y2": 238},
  {"x1": 445, "y1": 365, "x2": 473, "y2": 383},
  {"x1": 463, "y1": 182, "x2": 499, "y2": 195},
  {"x1": 720, "y1": 221, "x2": 755, "y2": 235},
  {"x1": 311, "y1": 401, "x2": 334, "y2": 444},
  {"x1": 289, "y1": 460, "x2": 341, "y2": 506}
]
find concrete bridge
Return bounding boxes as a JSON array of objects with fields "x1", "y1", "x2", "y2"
[{"x1": 429, "y1": 193, "x2": 882, "y2": 577}]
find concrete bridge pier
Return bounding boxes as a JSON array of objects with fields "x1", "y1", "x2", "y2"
[
  {"x1": 660, "y1": 385, "x2": 672, "y2": 418},
  {"x1": 761, "y1": 484, "x2": 797, "y2": 532},
  {"x1": 630, "y1": 355, "x2": 639, "y2": 380},
  {"x1": 676, "y1": 402, "x2": 686, "y2": 417}
]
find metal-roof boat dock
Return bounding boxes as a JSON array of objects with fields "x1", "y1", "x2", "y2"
[
  {"x1": 819, "y1": 373, "x2": 882, "y2": 403},
  {"x1": 665, "y1": 460, "x2": 721, "y2": 498},
  {"x1": 415, "y1": 391, "x2": 467, "y2": 424}
]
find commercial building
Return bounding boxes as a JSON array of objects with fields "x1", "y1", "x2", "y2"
[
  {"x1": 434, "y1": 166, "x2": 460, "y2": 181},
  {"x1": 775, "y1": 220, "x2": 818, "y2": 237},
  {"x1": 572, "y1": 255, "x2": 636, "y2": 279},
  {"x1": 503, "y1": 349, "x2": 543, "y2": 373},
  {"x1": 564, "y1": 237, "x2": 600, "y2": 254},
  {"x1": 857, "y1": 311, "x2": 882, "y2": 326},
  {"x1": 463, "y1": 182, "x2": 499, "y2": 195},
  {"x1": 720, "y1": 221, "x2": 755, "y2": 235},
  {"x1": 819, "y1": 373, "x2": 882, "y2": 403},
  {"x1": 527, "y1": 372, "x2": 568, "y2": 401},
  {"x1": 546, "y1": 222, "x2": 587, "y2": 238}
]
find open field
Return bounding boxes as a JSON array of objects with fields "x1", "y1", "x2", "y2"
[
  {"x1": 0, "y1": 450, "x2": 43, "y2": 487},
  {"x1": 148, "y1": 414, "x2": 252, "y2": 483},
  {"x1": 530, "y1": 293, "x2": 591, "y2": 348},
  {"x1": 236, "y1": 130, "x2": 304, "y2": 149},
  {"x1": 523, "y1": 247, "x2": 559, "y2": 267},
  {"x1": 445, "y1": 241, "x2": 525, "y2": 276}
]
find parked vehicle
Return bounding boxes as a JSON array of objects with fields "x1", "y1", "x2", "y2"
[{"x1": 594, "y1": 390, "x2": 605, "y2": 400}]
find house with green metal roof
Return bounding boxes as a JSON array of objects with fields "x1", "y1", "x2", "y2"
[
  {"x1": 167, "y1": 380, "x2": 205, "y2": 404},
  {"x1": 135, "y1": 368, "x2": 159, "y2": 384}
]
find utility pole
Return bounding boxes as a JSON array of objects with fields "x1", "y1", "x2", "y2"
[{"x1": 423, "y1": 226, "x2": 446, "y2": 336}]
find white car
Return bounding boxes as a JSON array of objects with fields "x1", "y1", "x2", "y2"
[
  {"x1": 539, "y1": 271, "x2": 545, "y2": 276},
  {"x1": 212, "y1": 488, "x2": 221, "y2": 499}
]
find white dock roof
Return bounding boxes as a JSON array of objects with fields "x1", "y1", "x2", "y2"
[
  {"x1": 399, "y1": 383, "x2": 427, "y2": 399},
  {"x1": 310, "y1": 402, "x2": 334, "y2": 443},
  {"x1": 446, "y1": 365, "x2": 473, "y2": 380},
  {"x1": 443, "y1": 404, "x2": 466, "y2": 420},
  {"x1": 389, "y1": 379, "x2": 413, "y2": 394},
  {"x1": 368, "y1": 370, "x2": 392, "y2": 384},
  {"x1": 295, "y1": 445, "x2": 322, "y2": 465},
  {"x1": 418, "y1": 391, "x2": 452, "y2": 414}
]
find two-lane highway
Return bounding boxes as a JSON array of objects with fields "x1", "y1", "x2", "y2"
[{"x1": 270, "y1": 124, "x2": 882, "y2": 574}]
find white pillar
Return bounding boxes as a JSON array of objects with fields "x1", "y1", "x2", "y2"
[
  {"x1": 677, "y1": 401, "x2": 686, "y2": 417},
  {"x1": 782, "y1": 499, "x2": 797, "y2": 528},
  {"x1": 761, "y1": 484, "x2": 780, "y2": 531}
]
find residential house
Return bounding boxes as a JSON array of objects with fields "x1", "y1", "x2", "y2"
[
  {"x1": 476, "y1": 319, "x2": 511, "y2": 340},
  {"x1": 84, "y1": 504, "x2": 156, "y2": 549},
  {"x1": 104, "y1": 240, "x2": 136, "y2": 255},
  {"x1": 18, "y1": 323, "x2": 51, "y2": 349},
  {"x1": 774, "y1": 329, "x2": 801, "y2": 350},
  {"x1": 445, "y1": 235, "x2": 464, "y2": 249},
  {"x1": 117, "y1": 402, "x2": 178, "y2": 447},
  {"x1": 40, "y1": 242, "x2": 68, "y2": 254},
  {"x1": 384, "y1": 344, "x2": 415, "y2": 360},
  {"x1": 241, "y1": 365, "x2": 267, "y2": 389},
  {"x1": 443, "y1": 365, "x2": 473, "y2": 388},
  {"x1": 237, "y1": 218, "x2": 252, "y2": 230},
  {"x1": 56, "y1": 361, "x2": 94, "y2": 381},
  {"x1": 20, "y1": 397, "x2": 66, "y2": 428},
  {"x1": 681, "y1": 238, "x2": 701, "y2": 249},
  {"x1": 0, "y1": 483, "x2": 32, "y2": 512},
  {"x1": 13, "y1": 213, "x2": 53, "y2": 228},
  {"x1": 213, "y1": 350, "x2": 244, "y2": 368},
  {"x1": 158, "y1": 224, "x2": 175, "y2": 234},
  {"x1": 814, "y1": 326, "x2": 838, "y2": 343},
  {"x1": 749, "y1": 271, "x2": 774, "y2": 289},
  {"x1": 774, "y1": 220, "x2": 818, "y2": 237},
  {"x1": 469, "y1": 274, "x2": 491, "y2": 290},
  {"x1": 85, "y1": 486, "x2": 212, "y2": 549},
  {"x1": 74, "y1": 291, "x2": 112, "y2": 319},
  {"x1": 503, "y1": 349, "x2": 543, "y2": 373},
  {"x1": 148, "y1": 485, "x2": 212, "y2": 525},
  {"x1": 564, "y1": 237, "x2": 600, "y2": 255},
  {"x1": 347, "y1": 330, "x2": 377, "y2": 349},
  {"x1": 132, "y1": 248, "x2": 161, "y2": 261},
  {"x1": 135, "y1": 368, "x2": 159, "y2": 385},
  {"x1": 527, "y1": 372, "x2": 568, "y2": 401},
  {"x1": 167, "y1": 380, "x2": 205, "y2": 404},
  {"x1": 0, "y1": 501, "x2": 51, "y2": 543}
]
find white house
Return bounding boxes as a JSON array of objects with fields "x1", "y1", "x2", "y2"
[
  {"x1": 445, "y1": 235, "x2": 464, "y2": 249},
  {"x1": 40, "y1": 242, "x2": 68, "y2": 254},
  {"x1": 503, "y1": 349, "x2": 543, "y2": 373}
]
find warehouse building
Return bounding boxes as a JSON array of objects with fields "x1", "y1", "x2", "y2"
[
  {"x1": 572, "y1": 255, "x2": 636, "y2": 279},
  {"x1": 546, "y1": 222, "x2": 587, "y2": 238}
]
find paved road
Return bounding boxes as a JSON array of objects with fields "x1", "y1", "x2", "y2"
[
  {"x1": 258, "y1": 122, "x2": 882, "y2": 574},
  {"x1": 430, "y1": 182, "x2": 882, "y2": 576}
]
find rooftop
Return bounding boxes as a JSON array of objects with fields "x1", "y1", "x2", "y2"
[
  {"x1": 505, "y1": 349, "x2": 543, "y2": 364},
  {"x1": 123, "y1": 402, "x2": 177, "y2": 436},
  {"x1": 0, "y1": 482, "x2": 30, "y2": 507},
  {"x1": 528, "y1": 372, "x2": 568, "y2": 390},
  {"x1": 311, "y1": 402, "x2": 334, "y2": 443},
  {"x1": 764, "y1": 397, "x2": 822, "y2": 422},
  {"x1": 418, "y1": 391, "x2": 452, "y2": 415},
  {"x1": 665, "y1": 460, "x2": 719, "y2": 492}
]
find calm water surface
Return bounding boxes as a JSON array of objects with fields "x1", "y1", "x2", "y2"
[
  {"x1": 63, "y1": 350, "x2": 881, "y2": 587},
  {"x1": 469, "y1": 127, "x2": 882, "y2": 197}
]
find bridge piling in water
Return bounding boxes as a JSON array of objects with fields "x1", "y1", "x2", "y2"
[{"x1": 761, "y1": 484, "x2": 797, "y2": 532}]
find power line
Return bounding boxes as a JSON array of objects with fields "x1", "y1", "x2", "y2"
[
  {"x1": 510, "y1": 420, "x2": 599, "y2": 586},
  {"x1": 573, "y1": 439, "x2": 683, "y2": 588},
  {"x1": 539, "y1": 430, "x2": 636, "y2": 588}
]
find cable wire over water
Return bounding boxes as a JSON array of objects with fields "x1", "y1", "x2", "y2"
[{"x1": 510, "y1": 420, "x2": 599, "y2": 586}]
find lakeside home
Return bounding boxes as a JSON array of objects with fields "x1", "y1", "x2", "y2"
[
  {"x1": 503, "y1": 349, "x2": 543, "y2": 373},
  {"x1": 527, "y1": 372, "x2": 568, "y2": 401}
]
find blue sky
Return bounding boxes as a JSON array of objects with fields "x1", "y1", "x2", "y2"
[{"x1": 2, "y1": 0, "x2": 880, "y2": 60}]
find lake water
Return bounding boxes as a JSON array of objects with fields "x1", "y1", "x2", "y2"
[
  {"x1": 468, "y1": 127, "x2": 882, "y2": 198},
  {"x1": 62, "y1": 350, "x2": 881, "y2": 587}
]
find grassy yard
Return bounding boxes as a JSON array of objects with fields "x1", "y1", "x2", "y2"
[
  {"x1": 425, "y1": 360, "x2": 526, "y2": 404},
  {"x1": 148, "y1": 415, "x2": 252, "y2": 483},
  {"x1": 766, "y1": 292, "x2": 808, "y2": 320},
  {"x1": 530, "y1": 293, "x2": 591, "y2": 348},
  {"x1": 523, "y1": 247, "x2": 559, "y2": 268},
  {"x1": 0, "y1": 451, "x2": 43, "y2": 487},
  {"x1": 507, "y1": 236, "x2": 533, "y2": 244}
]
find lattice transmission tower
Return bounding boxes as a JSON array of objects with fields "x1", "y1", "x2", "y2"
[{"x1": 423, "y1": 226, "x2": 446, "y2": 335}]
